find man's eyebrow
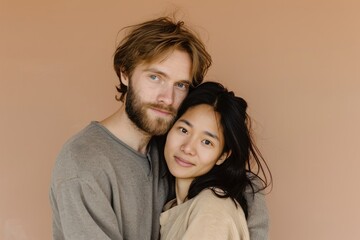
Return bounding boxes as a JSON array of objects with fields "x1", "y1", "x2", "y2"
[
  {"x1": 145, "y1": 68, "x2": 191, "y2": 83},
  {"x1": 145, "y1": 68, "x2": 169, "y2": 78},
  {"x1": 178, "y1": 119, "x2": 219, "y2": 141}
]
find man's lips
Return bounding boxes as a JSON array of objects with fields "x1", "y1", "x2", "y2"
[
  {"x1": 174, "y1": 156, "x2": 194, "y2": 167},
  {"x1": 147, "y1": 103, "x2": 176, "y2": 117},
  {"x1": 150, "y1": 107, "x2": 174, "y2": 116}
]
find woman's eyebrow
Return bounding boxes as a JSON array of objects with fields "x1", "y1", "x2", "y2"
[
  {"x1": 204, "y1": 131, "x2": 219, "y2": 141},
  {"x1": 178, "y1": 119, "x2": 192, "y2": 127},
  {"x1": 178, "y1": 119, "x2": 219, "y2": 141}
]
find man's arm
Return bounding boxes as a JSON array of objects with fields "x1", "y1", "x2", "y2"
[
  {"x1": 245, "y1": 190, "x2": 269, "y2": 240},
  {"x1": 50, "y1": 177, "x2": 122, "y2": 240}
]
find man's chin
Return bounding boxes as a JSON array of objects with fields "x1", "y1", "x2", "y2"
[{"x1": 148, "y1": 121, "x2": 174, "y2": 136}]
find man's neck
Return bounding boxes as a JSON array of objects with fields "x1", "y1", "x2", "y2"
[{"x1": 100, "y1": 106, "x2": 151, "y2": 154}]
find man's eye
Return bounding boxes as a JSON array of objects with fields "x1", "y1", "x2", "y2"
[
  {"x1": 150, "y1": 75, "x2": 159, "y2": 81},
  {"x1": 176, "y1": 82, "x2": 189, "y2": 90}
]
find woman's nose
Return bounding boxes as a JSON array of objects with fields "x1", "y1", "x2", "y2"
[{"x1": 180, "y1": 141, "x2": 196, "y2": 155}]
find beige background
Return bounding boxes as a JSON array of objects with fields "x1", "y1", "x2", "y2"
[{"x1": 1, "y1": 0, "x2": 360, "y2": 239}]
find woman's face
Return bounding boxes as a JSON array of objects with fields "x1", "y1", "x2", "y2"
[{"x1": 164, "y1": 104, "x2": 228, "y2": 182}]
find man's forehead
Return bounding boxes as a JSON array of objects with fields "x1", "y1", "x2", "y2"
[
  {"x1": 143, "y1": 50, "x2": 189, "y2": 65},
  {"x1": 140, "y1": 52, "x2": 192, "y2": 78}
]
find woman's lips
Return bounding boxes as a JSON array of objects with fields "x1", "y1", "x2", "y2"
[{"x1": 174, "y1": 156, "x2": 194, "y2": 167}]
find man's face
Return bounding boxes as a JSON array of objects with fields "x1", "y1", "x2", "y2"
[{"x1": 122, "y1": 50, "x2": 192, "y2": 136}]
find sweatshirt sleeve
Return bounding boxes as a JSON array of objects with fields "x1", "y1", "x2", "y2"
[
  {"x1": 245, "y1": 190, "x2": 269, "y2": 240},
  {"x1": 50, "y1": 177, "x2": 122, "y2": 240}
]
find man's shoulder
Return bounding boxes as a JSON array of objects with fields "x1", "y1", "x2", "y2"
[
  {"x1": 52, "y1": 122, "x2": 110, "y2": 182},
  {"x1": 62, "y1": 121, "x2": 103, "y2": 149}
]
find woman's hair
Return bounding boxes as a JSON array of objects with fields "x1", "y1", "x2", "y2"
[
  {"x1": 113, "y1": 17, "x2": 212, "y2": 102},
  {"x1": 164, "y1": 81, "x2": 272, "y2": 218}
]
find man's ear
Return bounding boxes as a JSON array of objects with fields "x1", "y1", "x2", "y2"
[
  {"x1": 120, "y1": 70, "x2": 129, "y2": 87},
  {"x1": 216, "y1": 150, "x2": 232, "y2": 165}
]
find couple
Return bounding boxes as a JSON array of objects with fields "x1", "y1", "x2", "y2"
[{"x1": 50, "y1": 17, "x2": 271, "y2": 240}]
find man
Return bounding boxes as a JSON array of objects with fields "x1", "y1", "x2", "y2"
[{"x1": 50, "y1": 17, "x2": 268, "y2": 240}]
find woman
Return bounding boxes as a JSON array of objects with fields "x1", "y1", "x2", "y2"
[{"x1": 159, "y1": 82, "x2": 272, "y2": 240}]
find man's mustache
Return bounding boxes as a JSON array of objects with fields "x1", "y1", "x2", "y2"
[{"x1": 146, "y1": 103, "x2": 177, "y2": 116}]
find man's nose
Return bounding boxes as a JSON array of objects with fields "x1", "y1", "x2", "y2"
[{"x1": 157, "y1": 84, "x2": 174, "y2": 105}]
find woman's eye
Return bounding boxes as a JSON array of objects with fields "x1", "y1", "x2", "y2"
[
  {"x1": 202, "y1": 139, "x2": 213, "y2": 146},
  {"x1": 179, "y1": 127, "x2": 187, "y2": 134}
]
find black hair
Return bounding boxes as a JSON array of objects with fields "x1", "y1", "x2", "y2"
[{"x1": 163, "y1": 81, "x2": 272, "y2": 218}]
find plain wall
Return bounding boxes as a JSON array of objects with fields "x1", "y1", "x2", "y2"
[{"x1": 1, "y1": 0, "x2": 360, "y2": 239}]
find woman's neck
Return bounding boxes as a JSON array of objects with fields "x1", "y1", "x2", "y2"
[{"x1": 175, "y1": 178, "x2": 194, "y2": 205}]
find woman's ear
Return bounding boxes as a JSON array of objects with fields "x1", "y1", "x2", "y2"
[
  {"x1": 216, "y1": 150, "x2": 232, "y2": 165},
  {"x1": 120, "y1": 70, "x2": 129, "y2": 87}
]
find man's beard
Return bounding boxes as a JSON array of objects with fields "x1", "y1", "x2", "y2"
[{"x1": 125, "y1": 85, "x2": 177, "y2": 136}]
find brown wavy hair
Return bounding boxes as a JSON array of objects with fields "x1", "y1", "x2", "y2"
[{"x1": 113, "y1": 17, "x2": 212, "y2": 101}]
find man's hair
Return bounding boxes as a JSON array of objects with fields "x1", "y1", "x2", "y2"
[{"x1": 113, "y1": 17, "x2": 212, "y2": 101}]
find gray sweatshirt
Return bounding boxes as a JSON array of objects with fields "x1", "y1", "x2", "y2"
[
  {"x1": 50, "y1": 122, "x2": 168, "y2": 240},
  {"x1": 50, "y1": 122, "x2": 269, "y2": 240}
]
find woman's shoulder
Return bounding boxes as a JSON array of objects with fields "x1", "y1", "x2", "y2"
[
  {"x1": 187, "y1": 188, "x2": 249, "y2": 239},
  {"x1": 196, "y1": 188, "x2": 228, "y2": 201},
  {"x1": 196, "y1": 188, "x2": 225, "y2": 200},
  {"x1": 192, "y1": 188, "x2": 243, "y2": 215}
]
